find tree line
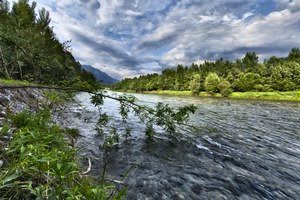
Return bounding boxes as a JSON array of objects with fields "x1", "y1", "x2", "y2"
[
  {"x1": 0, "y1": 0, "x2": 97, "y2": 88},
  {"x1": 113, "y1": 49, "x2": 300, "y2": 96}
]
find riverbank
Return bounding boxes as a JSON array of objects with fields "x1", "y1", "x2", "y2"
[
  {"x1": 0, "y1": 81, "x2": 124, "y2": 199},
  {"x1": 115, "y1": 90, "x2": 300, "y2": 102}
]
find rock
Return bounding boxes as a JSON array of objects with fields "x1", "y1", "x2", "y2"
[
  {"x1": 0, "y1": 111, "x2": 6, "y2": 117},
  {"x1": 3, "y1": 136, "x2": 10, "y2": 140},
  {"x1": 177, "y1": 194, "x2": 185, "y2": 200},
  {"x1": 0, "y1": 160, "x2": 3, "y2": 167},
  {"x1": 0, "y1": 96, "x2": 9, "y2": 106}
]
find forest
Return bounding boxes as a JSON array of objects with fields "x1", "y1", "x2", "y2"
[
  {"x1": 114, "y1": 49, "x2": 300, "y2": 97},
  {"x1": 0, "y1": 0, "x2": 98, "y2": 88}
]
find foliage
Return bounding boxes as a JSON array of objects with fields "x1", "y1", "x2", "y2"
[
  {"x1": 189, "y1": 74, "x2": 201, "y2": 95},
  {"x1": 234, "y1": 72, "x2": 262, "y2": 92},
  {"x1": 0, "y1": 0, "x2": 98, "y2": 88},
  {"x1": 218, "y1": 79, "x2": 233, "y2": 97},
  {"x1": 204, "y1": 72, "x2": 221, "y2": 95},
  {"x1": 0, "y1": 108, "x2": 125, "y2": 199},
  {"x1": 91, "y1": 92, "x2": 197, "y2": 147},
  {"x1": 113, "y1": 48, "x2": 300, "y2": 94}
]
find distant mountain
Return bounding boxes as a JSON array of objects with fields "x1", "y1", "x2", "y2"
[{"x1": 81, "y1": 65, "x2": 119, "y2": 84}]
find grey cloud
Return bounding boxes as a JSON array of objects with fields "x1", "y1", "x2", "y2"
[
  {"x1": 72, "y1": 31, "x2": 143, "y2": 69},
  {"x1": 79, "y1": 0, "x2": 100, "y2": 10},
  {"x1": 137, "y1": 34, "x2": 179, "y2": 50}
]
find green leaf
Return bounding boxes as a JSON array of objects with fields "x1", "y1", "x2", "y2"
[
  {"x1": 57, "y1": 163, "x2": 62, "y2": 170},
  {"x1": 1, "y1": 173, "x2": 19, "y2": 185},
  {"x1": 113, "y1": 188, "x2": 128, "y2": 200}
]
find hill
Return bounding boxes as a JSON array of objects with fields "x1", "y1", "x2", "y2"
[{"x1": 81, "y1": 65, "x2": 119, "y2": 84}]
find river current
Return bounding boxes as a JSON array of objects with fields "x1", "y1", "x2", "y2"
[{"x1": 63, "y1": 92, "x2": 300, "y2": 200}]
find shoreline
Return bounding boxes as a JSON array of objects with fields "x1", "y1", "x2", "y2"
[{"x1": 114, "y1": 89, "x2": 300, "y2": 102}]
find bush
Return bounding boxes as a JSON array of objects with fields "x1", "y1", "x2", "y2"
[
  {"x1": 189, "y1": 74, "x2": 201, "y2": 95},
  {"x1": 205, "y1": 72, "x2": 220, "y2": 95},
  {"x1": 234, "y1": 72, "x2": 262, "y2": 92},
  {"x1": 0, "y1": 109, "x2": 125, "y2": 199},
  {"x1": 218, "y1": 80, "x2": 233, "y2": 97},
  {"x1": 282, "y1": 79, "x2": 297, "y2": 91},
  {"x1": 254, "y1": 84, "x2": 272, "y2": 92}
]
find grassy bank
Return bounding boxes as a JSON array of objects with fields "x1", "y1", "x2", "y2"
[
  {"x1": 141, "y1": 90, "x2": 191, "y2": 96},
  {"x1": 230, "y1": 91, "x2": 300, "y2": 101},
  {"x1": 0, "y1": 78, "x2": 32, "y2": 86},
  {"x1": 126, "y1": 90, "x2": 300, "y2": 102}
]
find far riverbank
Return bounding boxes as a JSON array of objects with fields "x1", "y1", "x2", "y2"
[{"x1": 113, "y1": 89, "x2": 300, "y2": 102}]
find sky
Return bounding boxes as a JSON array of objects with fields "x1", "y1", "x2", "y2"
[{"x1": 8, "y1": 0, "x2": 300, "y2": 80}]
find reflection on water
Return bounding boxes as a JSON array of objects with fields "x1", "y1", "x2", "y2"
[{"x1": 63, "y1": 92, "x2": 300, "y2": 200}]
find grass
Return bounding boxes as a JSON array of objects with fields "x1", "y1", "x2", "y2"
[
  {"x1": 126, "y1": 90, "x2": 300, "y2": 102},
  {"x1": 230, "y1": 91, "x2": 300, "y2": 101},
  {"x1": 0, "y1": 78, "x2": 32, "y2": 86},
  {"x1": 143, "y1": 90, "x2": 192, "y2": 96}
]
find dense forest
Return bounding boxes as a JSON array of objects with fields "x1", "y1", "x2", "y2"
[
  {"x1": 0, "y1": 0, "x2": 97, "y2": 88},
  {"x1": 114, "y1": 49, "x2": 300, "y2": 96}
]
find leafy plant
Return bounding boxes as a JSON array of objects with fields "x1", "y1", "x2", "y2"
[
  {"x1": 205, "y1": 72, "x2": 221, "y2": 95},
  {"x1": 0, "y1": 108, "x2": 126, "y2": 199},
  {"x1": 92, "y1": 92, "x2": 197, "y2": 146},
  {"x1": 218, "y1": 79, "x2": 233, "y2": 97}
]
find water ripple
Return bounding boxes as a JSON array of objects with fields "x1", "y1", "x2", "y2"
[{"x1": 65, "y1": 92, "x2": 300, "y2": 200}]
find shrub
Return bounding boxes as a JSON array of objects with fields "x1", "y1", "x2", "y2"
[
  {"x1": 189, "y1": 74, "x2": 201, "y2": 95},
  {"x1": 218, "y1": 80, "x2": 233, "y2": 97},
  {"x1": 0, "y1": 109, "x2": 125, "y2": 199},
  {"x1": 234, "y1": 72, "x2": 262, "y2": 92},
  {"x1": 204, "y1": 72, "x2": 220, "y2": 95}
]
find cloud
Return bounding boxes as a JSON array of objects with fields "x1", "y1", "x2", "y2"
[{"x1": 18, "y1": 0, "x2": 300, "y2": 79}]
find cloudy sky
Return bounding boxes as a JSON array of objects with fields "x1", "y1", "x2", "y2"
[{"x1": 9, "y1": 0, "x2": 300, "y2": 79}]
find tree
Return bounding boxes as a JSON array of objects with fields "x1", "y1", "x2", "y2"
[
  {"x1": 114, "y1": 48, "x2": 300, "y2": 94},
  {"x1": 189, "y1": 74, "x2": 201, "y2": 95},
  {"x1": 234, "y1": 72, "x2": 262, "y2": 92},
  {"x1": 204, "y1": 72, "x2": 220, "y2": 95},
  {"x1": 242, "y1": 52, "x2": 258, "y2": 68},
  {"x1": 218, "y1": 79, "x2": 233, "y2": 97},
  {"x1": 175, "y1": 64, "x2": 185, "y2": 90},
  {"x1": 288, "y1": 48, "x2": 300, "y2": 62}
]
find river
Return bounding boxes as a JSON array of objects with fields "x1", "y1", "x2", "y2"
[{"x1": 63, "y1": 92, "x2": 300, "y2": 200}]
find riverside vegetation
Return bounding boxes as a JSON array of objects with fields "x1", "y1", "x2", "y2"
[
  {"x1": 0, "y1": 1, "x2": 198, "y2": 199},
  {"x1": 0, "y1": 90, "x2": 127, "y2": 199},
  {"x1": 113, "y1": 50, "x2": 300, "y2": 101}
]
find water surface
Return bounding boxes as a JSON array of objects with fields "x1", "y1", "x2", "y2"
[{"x1": 64, "y1": 92, "x2": 300, "y2": 200}]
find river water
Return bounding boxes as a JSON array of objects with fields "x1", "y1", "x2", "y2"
[{"x1": 63, "y1": 92, "x2": 300, "y2": 200}]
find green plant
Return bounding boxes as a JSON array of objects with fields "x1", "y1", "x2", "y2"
[
  {"x1": 189, "y1": 74, "x2": 201, "y2": 95},
  {"x1": 218, "y1": 79, "x2": 233, "y2": 97},
  {"x1": 92, "y1": 92, "x2": 197, "y2": 147},
  {"x1": 0, "y1": 109, "x2": 126, "y2": 199},
  {"x1": 205, "y1": 72, "x2": 221, "y2": 95}
]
